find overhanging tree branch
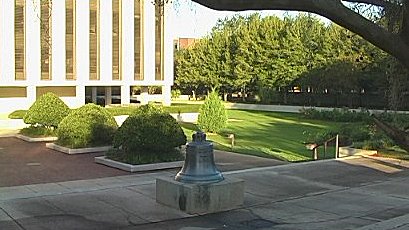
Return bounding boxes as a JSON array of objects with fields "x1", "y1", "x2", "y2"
[{"x1": 344, "y1": 0, "x2": 395, "y2": 8}]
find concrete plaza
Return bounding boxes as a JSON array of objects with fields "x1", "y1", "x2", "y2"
[{"x1": 1, "y1": 155, "x2": 409, "y2": 229}]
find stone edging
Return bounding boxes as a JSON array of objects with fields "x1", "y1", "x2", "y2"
[
  {"x1": 15, "y1": 134, "x2": 58, "y2": 142},
  {"x1": 46, "y1": 143, "x2": 112, "y2": 154},
  {"x1": 338, "y1": 146, "x2": 377, "y2": 157},
  {"x1": 95, "y1": 156, "x2": 183, "y2": 172}
]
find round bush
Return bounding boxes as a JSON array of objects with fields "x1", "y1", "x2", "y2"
[
  {"x1": 197, "y1": 90, "x2": 227, "y2": 133},
  {"x1": 57, "y1": 103, "x2": 118, "y2": 148},
  {"x1": 23, "y1": 92, "x2": 70, "y2": 128},
  {"x1": 110, "y1": 105, "x2": 186, "y2": 164}
]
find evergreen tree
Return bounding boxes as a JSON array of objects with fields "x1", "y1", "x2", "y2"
[{"x1": 197, "y1": 90, "x2": 227, "y2": 133}]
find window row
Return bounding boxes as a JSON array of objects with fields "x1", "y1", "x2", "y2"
[{"x1": 12, "y1": 0, "x2": 160, "y2": 81}]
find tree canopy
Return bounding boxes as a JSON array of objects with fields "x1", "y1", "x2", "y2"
[
  {"x1": 191, "y1": 0, "x2": 409, "y2": 69},
  {"x1": 175, "y1": 13, "x2": 389, "y2": 101}
]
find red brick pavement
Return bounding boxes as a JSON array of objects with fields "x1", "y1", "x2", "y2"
[{"x1": 0, "y1": 137, "x2": 130, "y2": 187}]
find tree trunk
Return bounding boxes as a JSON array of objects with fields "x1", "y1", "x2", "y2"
[{"x1": 373, "y1": 117, "x2": 409, "y2": 153}]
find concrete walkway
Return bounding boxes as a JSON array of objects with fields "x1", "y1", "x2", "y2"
[{"x1": 1, "y1": 155, "x2": 409, "y2": 229}]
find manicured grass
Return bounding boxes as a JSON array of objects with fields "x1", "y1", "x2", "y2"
[
  {"x1": 9, "y1": 105, "x2": 350, "y2": 162},
  {"x1": 106, "y1": 103, "x2": 201, "y2": 116},
  {"x1": 9, "y1": 104, "x2": 202, "y2": 119},
  {"x1": 181, "y1": 110, "x2": 347, "y2": 162}
]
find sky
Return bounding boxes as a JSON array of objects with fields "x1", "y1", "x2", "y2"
[{"x1": 170, "y1": 0, "x2": 290, "y2": 39}]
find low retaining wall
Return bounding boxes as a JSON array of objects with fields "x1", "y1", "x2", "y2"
[
  {"x1": 95, "y1": 156, "x2": 183, "y2": 172},
  {"x1": 46, "y1": 143, "x2": 112, "y2": 154},
  {"x1": 339, "y1": 147, "x2": 377, "y2": 157}
]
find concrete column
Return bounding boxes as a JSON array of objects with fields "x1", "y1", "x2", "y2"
[
  {"x1": 75, "y1": 0, "x2": 90, "y2": 84},
  {"x1": 51, "y1": 0, "x2": 65, "y2": 82},
  {"x1": 105, "y1": 86, "x2": 112, "y2": 105},
  {"x1": 99, "y1": 0, "x2": 113, "y2": 82},
  {"x1": 143, "y1": 0, "x2": 155, "y2": 83},
  {"x1": 121, "y1": 85, "x2": 130, "y2": 105},
  {"x1": 27, "y1": 86, "x2": 37, "y2": 106},
  {"x1": 0, "y1": 0, "x2": 15, "y2": 83},
  {"x1": 121, "y1": 0, "x2": 134, "y2": 83},
  {"x1": 140, "y1": 86, "x2": 149, "y2": 105},
  {"x1": 91, "y1": 86, "x2": 97, "y2": 104},
  {"x1": 162, "y1": 85, "x2": 171, "y2": 106},
  {"x1": 75, "y1": 85, "x2": 85, "y2": 108}
]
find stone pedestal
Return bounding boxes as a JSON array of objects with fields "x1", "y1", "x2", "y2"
[{"x1": 156, "y1": 176, "x2": 244, "y2": 214}]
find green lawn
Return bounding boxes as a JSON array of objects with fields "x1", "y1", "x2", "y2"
[
  {"x1": 8, "y1": 103, "x2": 201, "y2": 119},
  {"x1": 106, "y1": 103, "x2": 201, "y2": 116},
  {"x1": 8, "y1": 105, "x2": 348, "y2": 162},
  {"x1": 181, "y1": 110, "x2": 346, "y2": 162}
]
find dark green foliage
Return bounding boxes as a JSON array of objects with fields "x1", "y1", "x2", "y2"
[
  {"x1": 376, "y1": 112, "x2": 409, "y2": 130},
  {"x1": 302, "y1": 108, "x2": 409, "y2": 150},
  {"x1": 105, "y1": 147, "x2": 184, "y2": 165},
  {"x1": 300, "y1": 108, "x2": 371, "y2": 122},
  {"x1": 57, "y1": 103, "x2": 118, "y2": 148},
  {"x1": 304, "y1": 129, "x2": 338, "y2": 145},
  {"x1": 197, "y1": 90, "x2": 227, "y2": 133},
  {"x1": 23, "y1": 92, "x2": 70, "y2": 128},
  {"x1": 305, "y1": 120, "x2": 395, "y2": 151},
  {"x1": 173, "y1": 12, "x2": 405, "y2": 111},
  {"x1": 171, "y1": 89, "x2": 181, "y2": 99},
  {"x1": 19, "y1": 126, "x2": 56, "y2": 137},
  {"x1": 109, "y1": 104, "x2": 187, "y2": 164}
]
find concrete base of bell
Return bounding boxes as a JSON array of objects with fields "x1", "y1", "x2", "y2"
[{"x1": 156, "y1": 176, "x2": 244, "y2": 215}]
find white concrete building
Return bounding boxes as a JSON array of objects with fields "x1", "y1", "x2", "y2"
[{"x1": 0, "y1": 0, "x2": 173, "y2": 113}]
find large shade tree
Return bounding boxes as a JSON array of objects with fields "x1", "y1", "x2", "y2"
[{"x1": 191, "y1": 0, "x2": 409, "y2": 69}]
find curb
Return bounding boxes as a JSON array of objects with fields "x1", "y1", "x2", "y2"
[
  {"x1": 15, "y1": 134, "x2": 58, "y2": 142},
  {"x1": 95, "y1": 156, "x2": 183, "y2": 172},
  {"x1": 46, "y1": 143, "x2": 112, "y2": 154}
]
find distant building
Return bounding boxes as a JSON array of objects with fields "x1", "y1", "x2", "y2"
[
  {"x1": 173, "y1": 38, "x2": 200, "y2": 51},
  {"x1": 0, "y1": 0, "x2": 174, "y2": 113}
]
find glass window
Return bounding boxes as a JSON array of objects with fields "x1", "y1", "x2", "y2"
[
  {"x1": 134, "y1": 0, "x2": 143, "y2": 80},
  {"x1": 15, "y1": 0, "x2": 25, "y2": 80},
  {"x1": 90, "y1": 0, "x2": 99, "y2": 80},
  {"x1": 41, "y1": 0, "x2": 52, "y2": 80},
  {"x1": 155, "y1": 3, "x2": 163, "y2": 81},
  {"x1": 66, "y1": 0, "x2": 75, "y2": 80},
  {"x1": 112, "y1": 0, "x2": 120, "y2": 80}
]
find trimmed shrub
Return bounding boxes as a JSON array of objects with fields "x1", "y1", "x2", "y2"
[
  {"x1": 131, "y1": 103, "x2": 164, "y2": 117},
  {"x1": 23, "y1": 92, "x2": 70, "y2": 128},
  {"x1": 57, "y1": 103, "x2": 118, "y2": 148},
  {"x1": 171, "y1": 89, "x2": 181, "y2": 99},
  {"x1": 20, "y1": 126, "x2": 56, "y2": 137},
  {"x1": 197, "y1": 90, "x2": 227, "y2": 133},
  {"x1": 108, "y1": 104, "x2": 186, "y2": 164},
  {"x1": 8, "y1": 110, "x2": 27, "y2": 119}
]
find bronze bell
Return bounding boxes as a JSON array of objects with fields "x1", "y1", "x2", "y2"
[{"x1": 175, "y1": 131, "x2": 224, "y2": 183}]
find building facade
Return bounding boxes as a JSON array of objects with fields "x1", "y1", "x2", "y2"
[
  {"x1": 173, "y1": 37, "x2": 200, "y2": 51},
  {"x1": 0, "y1": 0, "x2": 174, "y2": 113}
]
